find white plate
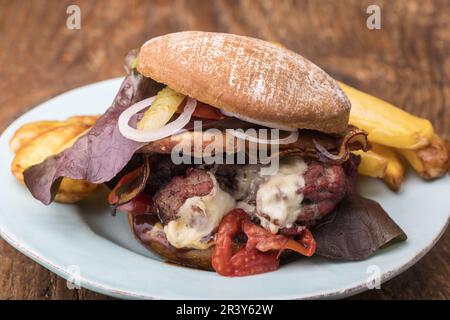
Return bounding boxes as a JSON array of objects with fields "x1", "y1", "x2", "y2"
[{"x1": 0, "y1": 78, "x2": 449, "y2": 300}]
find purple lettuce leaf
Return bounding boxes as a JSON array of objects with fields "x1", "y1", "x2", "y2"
[
  {"x1": 312, "y1": 194, "x2": 407, "y2": 260},
  {"x1": 24, "y1": 50, "x2": 162, "y2": 205}
]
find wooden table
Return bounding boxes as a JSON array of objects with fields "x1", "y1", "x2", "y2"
[{"x1": 0, "y1": 0, "x2": 448, "y2": 299}]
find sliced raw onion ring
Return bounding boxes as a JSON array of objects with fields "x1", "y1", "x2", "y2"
[
  {"x1": 118, "y1": 96, "x2": 197, "y2": 142},
  {"x1": 220, "y1": 109, "x2": 297, "y2": 132},
  {"x1": 228, "y1": 128, "x2": 299, "y2": 145}
]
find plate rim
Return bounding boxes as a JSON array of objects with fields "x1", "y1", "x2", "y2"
[{"x1": 0, "y1": 218, "x2": 447, "y2": 300}]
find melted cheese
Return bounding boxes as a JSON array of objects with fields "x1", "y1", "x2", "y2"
[
  {"x1": 256, "y1": 157, "x2": 307, "y2": 233},
  {"x1": 164, "y1": 173, "x2": 236, "y2": 249}
]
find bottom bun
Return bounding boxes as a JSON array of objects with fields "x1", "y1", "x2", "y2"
[
  {"x1": 128, "y1": 213, "x2": 215, "y2": 270},
  {"x1": 127, "y1": 212, "x2": 296, "y2": 272}
]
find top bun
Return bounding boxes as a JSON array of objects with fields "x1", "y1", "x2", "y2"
[{"x1": 137, "y1": 31, "x2": 350, "y2": 133}]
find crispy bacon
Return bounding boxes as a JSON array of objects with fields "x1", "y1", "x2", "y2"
[
  {"x1": 212, "y1": 209, "x2": 316, "y2": 277},
  {"x1": 242, "y1": 220, "x2": 316, "y2": 256},
  {"x1": 279, "y1": 126, "x2": 369, "y2": 165},
  {"x1": 313, "y1": 126, "x2": 369, "y2": 163},
  {"x1": 212, "y1": 209, "x2": 279, "y2": 276}
]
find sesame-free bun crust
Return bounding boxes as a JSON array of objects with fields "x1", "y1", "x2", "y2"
[{"x1": 138, "y1": 31, "x2": 351, "y2": 133}]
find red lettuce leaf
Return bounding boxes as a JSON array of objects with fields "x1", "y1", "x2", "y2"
[
  {"x1": 23, "y1": 51, "x2": 162, "y2": 205},
  {"x1": 312, "y1": 194, "x2": 407, "y2": 260}
]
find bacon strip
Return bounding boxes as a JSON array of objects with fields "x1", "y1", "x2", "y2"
[{"x1": 212, "y1": 209, "x2": 317, "y2": 277}]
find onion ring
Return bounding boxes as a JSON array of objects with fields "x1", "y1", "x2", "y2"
[
  {"x1": 220, "y1": 109, "x2": 298, "y2": 131},
  {"x1": 227, "y1": 128, "x2": 299, "y2": 145},
  {"x1": 118, "y1": 96, "x2": 197, "y2": 142}
]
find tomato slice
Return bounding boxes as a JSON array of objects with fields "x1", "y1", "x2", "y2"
[
  {"x1": 212, "y1": 209, "x2": 247, "y2": 276},
  {"x1": 212, "y1": 209, "x2": 317, "y2": 277},
  {"x1": 116, "y1": 193, "x2": 155, "y2": 216},
  {"x1": 242, "y1": 220, "x2": 290, "y2": 251},
  {"x1": 178, "y1": 101, "x2": 225, "y2": 120},
  {"x1": 229, "y1": 248, "x2": 279, "y2": 277}
]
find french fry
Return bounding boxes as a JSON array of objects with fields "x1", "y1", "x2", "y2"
[
  {"x1": 354, "y1": 144, "x2": 405, "y2": 191},
  {"x1": 340, "y1": 82, "x2": 434, "y2": 150},
  {"x1": 11, "y1": 123, "x2": 98, "y2": 203},
  {"x1": 372, "y1": 144, "x2": 405, "y2": 191},
  {"x1": 67, "y1": 115, "x2": 100, "y2": 126},
  {"x1": 11, "y1": 124, "x2": 90, "y2": 182},
  {"x1": 398, "y1": 134, "x2": 450, "y2": 180},
  {"x1": 353, "y1": 149, "x2": 388, "y2": 178},
  {"x1": 9, "y1": 115, "x2": 99, "y2": 152},
  {"x1": 9, "y1": 121, "x2": 67, "y2": 153}
]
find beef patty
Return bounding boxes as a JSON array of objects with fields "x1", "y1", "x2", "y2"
[
  {"x1": 300, "y1": 161, "x2": 349, "y2": 222},
  {"x1": 154, "y1": 168, "x2": 214, "y2": 224},
  {"x1": 153, "y1": 157, "x2": 357, "y2": 229}
]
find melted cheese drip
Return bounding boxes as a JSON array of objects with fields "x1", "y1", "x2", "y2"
[
  {"x1": 256, "y1": 157, "x2": 307, "y2": 234},
  {"x1": 164, "y1": 173, "x2": 236, "y2": 249}
]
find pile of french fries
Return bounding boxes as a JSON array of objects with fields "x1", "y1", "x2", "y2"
[
  {"x1": 10, "y1": 115, "x2": 100, "y2": 203},
  {"x1": 341, "y1": 82, "x2": 450, "y2": 191}
]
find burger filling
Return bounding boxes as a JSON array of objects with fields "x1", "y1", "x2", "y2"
[
  {"x1": 151, "y1": 155, "x2": 354, "y2": 250},
  {"x1": 163, "y1": 172, "x2": 235, "y2": 249}
]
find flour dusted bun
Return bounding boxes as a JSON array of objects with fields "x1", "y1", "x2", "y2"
[{"x1": 137, "y1": 31, "x2": 351, "y2": 133}]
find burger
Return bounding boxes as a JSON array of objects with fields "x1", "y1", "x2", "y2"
[{"x1": 24, "y1": 32, "x2": 406, "y2": 277}]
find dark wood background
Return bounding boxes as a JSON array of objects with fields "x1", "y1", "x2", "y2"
[{"x1": 0, "y1": 0, "x2": 448, "y2": 299}]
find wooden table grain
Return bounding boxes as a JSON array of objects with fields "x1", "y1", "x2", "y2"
[{"x1": 0, "y1": 0, "x2": 448, "y2": 300}]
